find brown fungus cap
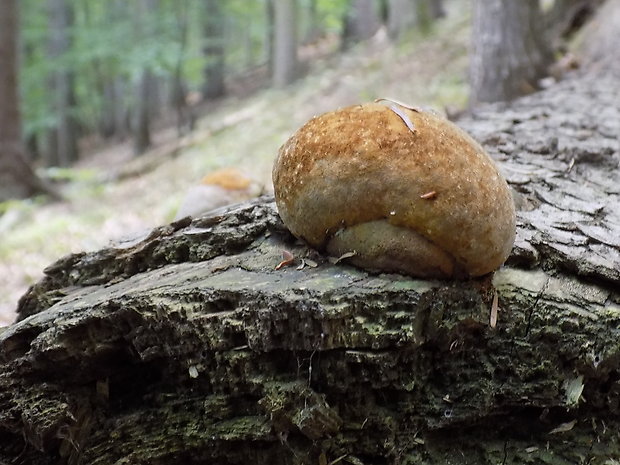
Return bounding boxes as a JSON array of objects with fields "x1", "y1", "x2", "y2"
[{"x1": 272, "y1": 102, "x2": 516, "y2": 279}]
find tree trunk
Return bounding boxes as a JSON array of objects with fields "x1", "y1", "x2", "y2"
[
  {"x1": 388, "y1": 0, "x2": 445, "y2": 40},
  {"x1": 131, "y1": 0, "x2": 159, "y2": 155},
  {"x1": 0, "y1": 0, "x2": 59, "y2": 201},
  {"x1": 94, "y1": 0, "x2": 129, "y2": 140},
  {"x1": 265, "y1": 0, "x2": 275, "y2": 74},
  {"x1": 272, "y1": 0, "x2": 298, "y2": 88},
  {"x1": 100, "y1": 78, "x2": 123, "y2": 139},
  {"x1": 342, "y1": 0, "x2": 381, "y2": 49},
  {"x1": 132, "y1": 69, "x2": 153, "y2": 155},
  {"x1": 45, "y1": 0, "x2": 79, "y2": 168},
  {"x1": 2, "y1": 30, "x2": 620, "y2": 461},
  {"x1": 469, "y1": 0, "x2": 553, "y2": 105},
  {"x1": 172, "y1": 0, "x2": 195, "y2": 137},
  {"x1": 546, "y1": 0, "x2": 597, "y2": 43},
  {"x1": 303, "y1": 0, "x2": 323, "y2": 44},
  {"x1": 386, "y1": 0, "x2": 416, "y2": 40},
  {"x1": 429, "y1": 0, "x2": 445, "y2": 20},
  {"x1": 202, "y1": 0, "x2": 226, "y2": 99}
]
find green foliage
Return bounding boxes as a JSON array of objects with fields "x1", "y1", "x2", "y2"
[
  {"x1": 16, "y1": 0, "x2": 423, "y2": 156},
  {"x1": 315, "y1": 0, "x2": 349, "y2": 33}
]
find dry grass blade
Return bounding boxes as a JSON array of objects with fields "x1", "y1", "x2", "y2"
[
  {"x1": 490, "y1": 291, "x2": 499, "y2": 328},
  {"x1": 549, "y1": 420, "x2": 577, "y2": 434}
]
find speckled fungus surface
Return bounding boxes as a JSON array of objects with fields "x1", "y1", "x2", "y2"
[{"x1": 272, "y1": 102, "x2": 516, "y2": 279}]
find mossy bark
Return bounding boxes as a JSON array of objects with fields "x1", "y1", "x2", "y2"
[{"x1": 2, "y1": 33, "x2": 620, "y2": 465}]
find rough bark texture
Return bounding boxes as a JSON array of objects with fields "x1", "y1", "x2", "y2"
[
  {"x1": 2, "y1": 23, "x2": 620, "y2": 465},
  {"x1": 469, "y1": 0, "x2": 553, "y2": 105}
]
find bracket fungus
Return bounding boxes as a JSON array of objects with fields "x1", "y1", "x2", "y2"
[{"x1": 272, "y1": 102, "x2": 516, "y2": 279}]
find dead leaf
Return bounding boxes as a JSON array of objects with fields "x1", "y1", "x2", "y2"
[
  {"x1": 296, "y1": 259, "x2": 306, "y2": 270},
  {"x1": 344, "y1": 456, "x2": 365, "y2": 465},
  {"x1": 548, "y1": 419, "x2": 577, "y2": 434},
  {"x1": 275, "y1": 250, "x2": 295, "y2": 270},
  {"x1": 329, "y1": 250, "x2": 357, "y2": 264},
  {"x1": 490, "y1": 291, "x2": 499, "y2": 328},
  {"x1": 563, "y1": 375, "x2": 584, "y2": 406},
  {"x1": 388, "y1": 104, "x2": 416, "y2": 133},
  {"x1": 328, "y1": 454, "x2": 348, "y2": 465},
  {"x1": 304, "y1": 258, "x2": 318, "y2": 268},
  {"x1": 374, "y1": 97, "x2": 421, "y2": 112}
]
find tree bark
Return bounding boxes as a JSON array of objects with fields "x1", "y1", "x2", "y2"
[
  {"x1": 0, "y1": 0, "x2": 60, "y2": 201},
  {"x1": 469, "y1": 0, "x2": 553, "y2": 105},
  {"x1": 2, "y1": 9, "x2": 620, "y2": 463},
  {"x1": 272, "y1": 0, "x2": 298, "y2": 88},
  {"x1": 202, "y1": 0, "x2": 226, "y2": 99}
]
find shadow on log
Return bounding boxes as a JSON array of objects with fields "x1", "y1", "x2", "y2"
[{"x1": 2, "y1": 12, "x2": 620, "y2": 465}]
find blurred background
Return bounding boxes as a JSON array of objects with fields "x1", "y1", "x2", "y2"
[{"x1": 0, "y1": 0, "x2": 606, "y2": 325}]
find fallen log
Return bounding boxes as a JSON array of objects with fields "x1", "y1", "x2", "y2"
[{"x1": 2, "y1": 21, "x2": 620, "y2": 465}]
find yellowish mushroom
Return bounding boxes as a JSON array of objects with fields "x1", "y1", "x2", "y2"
[{"x1": 272, "y1": 102, "x2": 516, "y2": 279}]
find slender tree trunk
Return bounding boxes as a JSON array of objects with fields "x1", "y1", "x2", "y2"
[
  {"x1": 203, "y1": 0, "x2": 226, "y2": 99},
  {"x1": 469, "y1": 0, "x2": 553, "y2": 105},
  {"x1": 131, "y1": 0, "x2": 159, "y2": 155},
  {"x1": 111, "y1": 77, "x2": 130, "y2": 139},
  {"x1": 413, "y1": 0, "x2": 439, "y2": 34},
  {"x1": 265, "y1": 0, "x2": 275, "y2": 74},
  {"x1": 0, "y1": 0, "x2": 59, "y2": 201},
  {"x1": 92, "y1": 0, "x2": 128, "y2": 140},
  {"x1": 272, "y1": 0, "x2": 298, "y2": 87},
  {"x1": 429, "y1": 0, "x2": 445, "y2": 19},
  {"x1": 303, "y1": 0, "x2": 323, "y2": 44},
  {"x1": 387, "y1": 0, "x2": 416, "y2": 39},
  {"x1": 100, "y1": 80, "x2": 119, "y2": 138},
  {"x1": 132, "y1": 69, "x2": 153, "y2": 155},
  {"x1": 342, "y1": 0, "x2": 381, "y2": 49},
  {"x1": 45, "y1": 0, "x2": 79, "y2": 167},
  {"x1": 172, "y1": 0, "x2": 195, "y2": 137}
]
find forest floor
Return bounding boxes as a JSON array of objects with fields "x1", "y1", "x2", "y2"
[{"x1": 0, "y1": 6, "x2": 473, "y2": 325}]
